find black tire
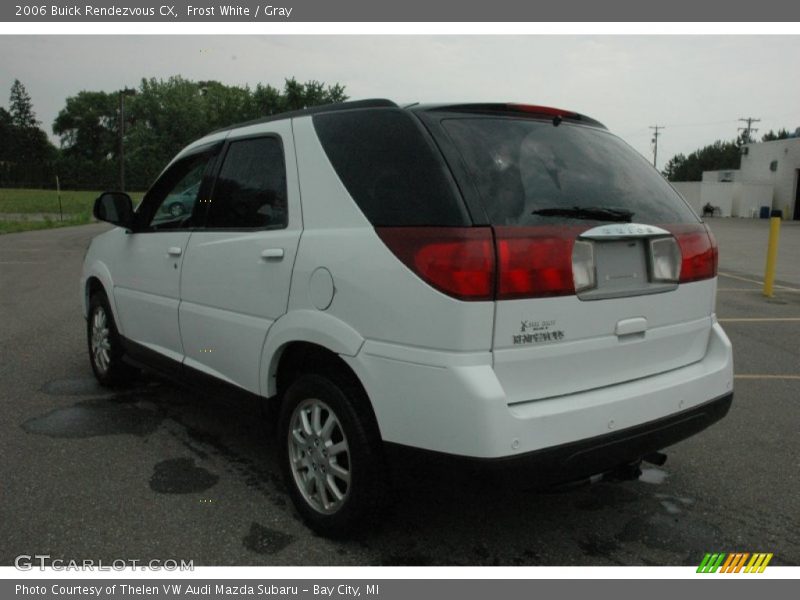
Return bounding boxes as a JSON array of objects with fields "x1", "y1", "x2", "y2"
[
  {"x1": 87, "y1": 291, "x2": 138, "y2": 387},
  {"x1": 277, "y1": 372, "x2": 384, "y2": 538}
]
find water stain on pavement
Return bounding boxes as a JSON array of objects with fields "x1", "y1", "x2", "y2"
[
  {"x1": 21, "y1": 398, "x2": 163, "y2": 438},
  {"x1": 242, "y1": 522, "x2": 294, "y2": 555},
  {"x1": 40, "y1": 376, "x2": 159, "y2": 397},
  {"x1": 149, "y1": 457, "x2": 219, "y2": 494},
  {"x1": 40, "y1": 377, "x2": 112, "y2": 396},
  {"x1": 616, "y1": 513, "x2": 723, "y2": 555}
]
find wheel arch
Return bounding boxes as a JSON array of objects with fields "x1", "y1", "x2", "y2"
[
  {"x1": 83, "y1": 262, "x2": 121, "y2": 331},
  {"x1": 260, "y1": 309, "x2": 365, "y2": 398},
  {"x1": 259, "y1": 310, "x2": 384, "y2": 436}
]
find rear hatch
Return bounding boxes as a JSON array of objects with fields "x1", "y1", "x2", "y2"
[{"x1": 419, "y1": 106, "x2": 718, "y2": 403}]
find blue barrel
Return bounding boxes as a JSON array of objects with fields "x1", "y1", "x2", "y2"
[{"x1": 759, "y1": 206, "x2": 771, "y2": 219}]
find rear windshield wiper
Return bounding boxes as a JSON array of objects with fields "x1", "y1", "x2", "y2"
[{"x1": 531, "y1": 206, "x2": 634, "y2": 222}]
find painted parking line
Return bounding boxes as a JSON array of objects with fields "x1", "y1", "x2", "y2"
[
  {"x1": 735, "y1": 374, "x2": 800, "y2": 381},
  {"x1": 718, "y1": 288, "x2": 800, "y2": 293},
  {"x1": 718, "y1": 318, "x2": 800, "y2": 323},
  {"x1": 718, "y1": 271, "x2": 800, "y2": 292}
]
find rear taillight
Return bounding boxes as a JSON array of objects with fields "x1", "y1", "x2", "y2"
[
  {"x1": 377, "y1": 223, "x2": 717, "y2": 302},
  {"x1": 376, "y1": 227, "x2": 495, "y2": 301},
  {"x1": 668, "y1": 224, "x2": 718, "y2": 283},
  {"x1": 495, "y1": 226, "x2": 583, "y2": 299}
]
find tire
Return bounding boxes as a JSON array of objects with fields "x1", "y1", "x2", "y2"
[
  {"x1": 278, "y1": 372, "x2": 384, "y2": 538},
  {"x1": 87, "y1": 291, "x2": 138, "y2": 387}
]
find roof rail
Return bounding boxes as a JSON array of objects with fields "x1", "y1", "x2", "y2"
[{"x1": 211, "y1": 98, "x2": 398, "y2": 134}]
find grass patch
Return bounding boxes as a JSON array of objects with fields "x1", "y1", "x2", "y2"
[
  {"x1": 0, "y1": 214, "x2": 92, "y2": 235},
  {"x1": 0, "y1": 188, "x2": 145, "y2": 215}
]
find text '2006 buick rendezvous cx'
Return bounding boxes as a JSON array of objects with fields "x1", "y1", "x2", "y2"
[{"x1": 82, "y1": 99, "x2": 733, "y2": 536}]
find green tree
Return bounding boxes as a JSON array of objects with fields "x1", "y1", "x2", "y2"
[
  {"x1": 52, "y1": 76, "x2": 349, "y2": 190},
  {"x1": 0, "y1": 106, "x2": 13, "y2": 162},
  {"x1": 9, "y1": 79, "x2": 38, "y2": 128},
  {"x1": 53, "y1": 91, "x2": 118, "y2": 161},
  {"x1": 663, "y1": 139, "x2": 743, "y2": 181},
  {"x1": 0, "y1": 80, "x2": 57, "y2": 187},
  {"x1": 761, "y1": 129, "x2": 791, "y2": 142}
]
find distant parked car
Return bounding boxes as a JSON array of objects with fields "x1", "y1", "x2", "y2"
[
  {"x1": 157, "y1": 181, "x2": 200, "y2": 219},
  {"x1": 82, "y1": 99, "x2": 734, "y2": 537}
]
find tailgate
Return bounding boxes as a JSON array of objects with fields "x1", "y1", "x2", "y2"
[
  {"x1": 493, "y1": 281, "x2": 715, "y2": 404},
  {"x1": 492, "y1": 225, "x2": 716, "y2": 404}
]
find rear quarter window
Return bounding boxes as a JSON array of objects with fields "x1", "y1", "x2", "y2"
[
  {"x1": 313, "y1": 109, "x2": 470, "y2": 226},
  {"x1": 440, "y1": 117, "x2": 699, "y2": 226}
]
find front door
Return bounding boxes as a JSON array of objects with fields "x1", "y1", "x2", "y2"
[{"x1": 112, "y1": 146, "x2": 218, "y2": 363}]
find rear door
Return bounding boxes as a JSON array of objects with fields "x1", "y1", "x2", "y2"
[
  {"x1": 178, "y1": 123, "x2": 301, "y2": 394},
  {"x1": 427, "y1": 111, "x2": 718, "y2": 404}
]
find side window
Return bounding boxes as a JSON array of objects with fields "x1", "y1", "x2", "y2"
[
  {"x1": 312, "y1": 109, "x2": 469, "y2": 226},
  {"x1": 143, "y1": 152, "x2": 214, "y2": 230},
  {"x1": 206, "y1": 136, "x2": 288, "y2": 229}
]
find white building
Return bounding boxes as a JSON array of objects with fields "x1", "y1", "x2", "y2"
[{"x1": 673, "y1": 134, "x2": 800, "y2": 220}]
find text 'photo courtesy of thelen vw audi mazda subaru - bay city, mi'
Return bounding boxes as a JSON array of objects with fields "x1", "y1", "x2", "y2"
[{"x1": 81, "y1": 99, "x2": 733, "y2": 537}]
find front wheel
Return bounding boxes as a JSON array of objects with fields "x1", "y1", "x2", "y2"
[
  {"x1": 278, "y1": 373, "x2": 384, "y2": 537},
  {"x1": 87, "y1": 292, "x2": 138, "y2": 387}
]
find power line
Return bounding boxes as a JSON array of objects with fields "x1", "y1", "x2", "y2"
[
  {"x1": 649, "y1": 125, "x2": 664, "y2": 168},
  {"x1": 738, "y1": 117, "x2": 761, "y2": 143}
]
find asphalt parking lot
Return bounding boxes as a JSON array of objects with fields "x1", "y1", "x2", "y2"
[{"x1": 0, "y1": 219, "x2": 798, "y2": 567}]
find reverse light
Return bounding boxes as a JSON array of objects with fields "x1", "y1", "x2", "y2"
[
  {"x1": 649, "y1": 237, "x2": 681, "y2": 283},
  {"x1": 572, "y1": 240, "x2": 597, "y2": 292}
]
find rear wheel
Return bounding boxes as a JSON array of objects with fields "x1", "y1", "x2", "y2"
[
  {"x1": 278, "y1": 372, "x2": 384, "y2": 537},
  {"x1": 87, "y1": 292, "x2": 138, "y2": 387}
]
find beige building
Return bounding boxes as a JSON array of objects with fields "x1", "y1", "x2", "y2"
[{"x1": 696, "y1": 134, "x2": 800, "y2": 220}]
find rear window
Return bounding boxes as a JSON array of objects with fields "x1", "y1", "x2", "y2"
[
  {"x1": 313, "y1": 109, "x2": 469, "y2": 226},
  {"x1": 441, "y1": 117, "x2": 699, "y2": 226}
]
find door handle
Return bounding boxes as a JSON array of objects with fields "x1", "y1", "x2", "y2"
[
  {"x1": 167, "y1": 247, "x2": 182, "y2": 257},
  {"x1": 261, "y1": 248, "x2": 285, "y2": 260}
]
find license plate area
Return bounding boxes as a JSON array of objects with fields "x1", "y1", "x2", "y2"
[{"x1": 577, "y1": 238, "x2": 678, "y2": 301}]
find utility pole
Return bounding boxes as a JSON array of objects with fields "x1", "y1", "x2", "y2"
[
  {"x1": 738, "y1": 117, "x2": 761, "y2": 144},
  {"x1": 118, "y1": 88, "x2": 136, "y2": 192},
  {"x1": 650, "y1": 125, "x2": 664, "y2": 169}
]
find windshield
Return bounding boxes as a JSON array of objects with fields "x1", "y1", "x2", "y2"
[{"x1": 441, "y1": 117, "x2": 699, "y2": 226}]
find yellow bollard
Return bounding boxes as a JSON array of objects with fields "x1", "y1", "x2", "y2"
[{"x1": 763, "y1": 210, "x2": 782, "y2": 297}]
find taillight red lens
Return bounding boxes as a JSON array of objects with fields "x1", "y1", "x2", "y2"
[
  {"x1": 376, "y1": 227, "x2": 495, "y2": 301},
  {"x1": 495, "y1": 226, "x2": 583, "y2": 299},
  {"x1": 667, "y1": 224, "x2": 718, "y2": 283}
]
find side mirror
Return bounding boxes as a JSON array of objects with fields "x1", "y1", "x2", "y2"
[{"x1": 93, "y1": 192, "x2": 134, "y2": 229}]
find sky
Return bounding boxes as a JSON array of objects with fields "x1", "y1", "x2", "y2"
[{"x1": 1, "y1": 35, "x2": 799, "y2": 170}]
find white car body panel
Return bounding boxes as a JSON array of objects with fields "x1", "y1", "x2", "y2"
[
  {"x1": 344, "y1": 322, "x2": 732, "y2": 458},
  {"x1": 111, "y1": 230, "x2": 191, "y2": 359},
  {"x1": 289, "y1": 117, "x2": 495, "y2": 353}
]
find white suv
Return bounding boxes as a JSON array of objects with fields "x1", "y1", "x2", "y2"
[{"x1": 81, "y1": 99, "x2": 733, "y2": 536}]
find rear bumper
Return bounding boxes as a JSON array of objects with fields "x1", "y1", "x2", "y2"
[
  {"x1": 344, "y1": 321, "x2": 734, "y2": 459},
  {"x1": 385, "y1": 392, "x2": 732, "y2": 488}
]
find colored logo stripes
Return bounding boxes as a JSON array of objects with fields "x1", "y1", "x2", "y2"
[{"x1": 697, "y1": 552, "x2": 773, "y2": 573}]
